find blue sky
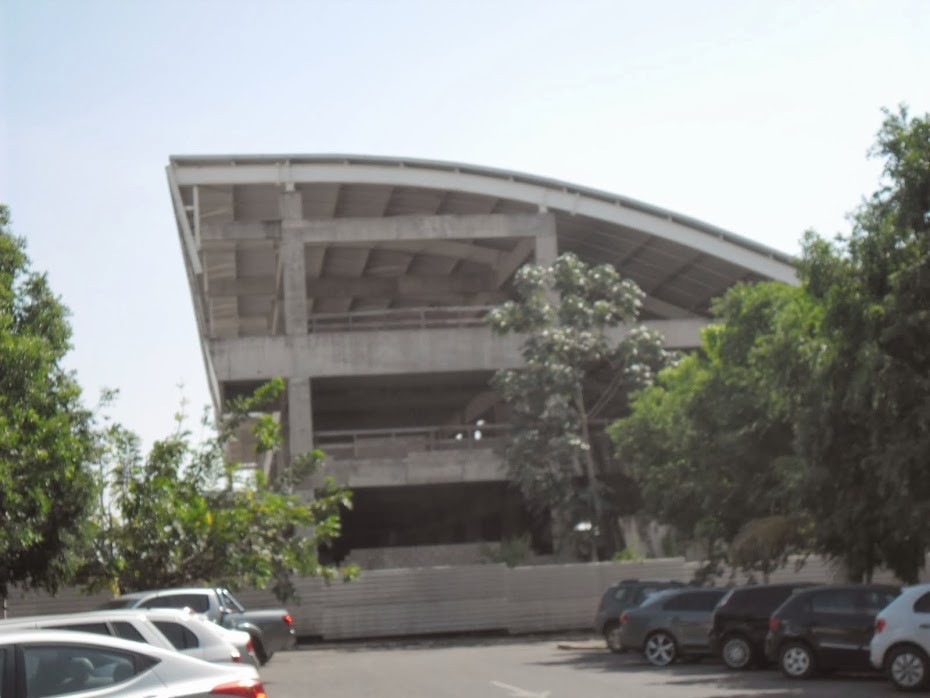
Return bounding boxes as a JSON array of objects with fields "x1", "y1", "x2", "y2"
[{"x1": 2, "y1": 0, "x2": 928, "y2": 448}]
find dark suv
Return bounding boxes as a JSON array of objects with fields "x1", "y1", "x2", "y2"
[
  {"x1": 594, "y1": 579, "x2": 684, "y2": 652},
  {"x1": 709, "y1": 583, "x2": 818, "y2": 669},
  {"x1": 765, "y1": 584, "x2": 900, "y2": 678}
]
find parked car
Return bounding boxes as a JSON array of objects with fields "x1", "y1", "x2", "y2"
[
  {"x1": 100, "y1": 586, "x2": 296, "y2": 664},
  {"x1": 709, "y1": 582, "x2": 818, "y2": 669},
  {"x1": 0, "y1": 628, "x2": 265, "y2": 698},
  {"x1": 870, "y1": 582, "x2": 930, "y2": 692},
  {"x1": 618, "y1": 587, "x2": 728, "y2": 666},
  {"x1": 0, "y1": 608, "x2": 257, "y2": 667},
  {"x1": 765, "y1": 583, "x2": 899, "y2": 678},
  {"x1": 594, "y1": 579, "x2": 685, "y2": 652}
]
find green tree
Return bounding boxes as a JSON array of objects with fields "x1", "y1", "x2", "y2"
[
  {"x1": 0, "y1": 204, "x2": 97, "y2": 605},
  {"x1": 80, "y1": 378, "x2": 356, "y2": 602},
  {"x1": 488, "y1": 252, "x2": 672, "y2": 558},
  {"x1": 794, "y1": 107, "x2": 930, "y2": 583},
  {"x1": 610, "y1": 281, "x2": 816, "y2": 579}
]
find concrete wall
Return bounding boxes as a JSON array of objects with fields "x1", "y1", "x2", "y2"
[
  {"x1": 321, "y1": 447, "x2": 506, "y2": 488},
  {"x1": 7, "y1": 555, "x2": 928, "y2": 640}
]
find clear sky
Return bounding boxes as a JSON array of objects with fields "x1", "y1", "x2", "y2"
[{"x1": 2, "y1": 0, "x2": 928, "y2": 448}]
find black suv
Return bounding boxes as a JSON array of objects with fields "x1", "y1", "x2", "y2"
[
  {"x1": 764, "y1": 584, "x2": 900, "y2": 678},
  {"x1": 594, "y1": 578, "x2": 684, "y2": 652},
  {"x1": 709, "y1": 583, "x2": 818, "y2": 669}
]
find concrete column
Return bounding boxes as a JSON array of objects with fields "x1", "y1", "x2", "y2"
[
  {"x1": 280, "y1": 189, "x2": 308, "y2": 337},
  {"x1": 287, "y1": 377, "x2": 313, "y2": 464},
  {"x1": 534, "y1": 215, "x2": 558, "y2": 266}
]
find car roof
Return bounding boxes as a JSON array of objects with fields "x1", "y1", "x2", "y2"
[
  {"x1": 0, "y1": 607, "x2": 208, "y2": 627},
  {"x1": 0, "y1": 628, "x2": 174, "y2": 653},
  {"x1": 727, "y1": 582, "x2": 819, "y2": 594},
  {"x1": 789, "y1": 583, "x2": 900, "y2": 595},
  {"x1": 113, "y1": 587, "x2": 217, "y2": 599}
]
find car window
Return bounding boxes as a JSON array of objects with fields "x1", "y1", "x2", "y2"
[
  {"x1": 0, "y1": 648, "x2": 6, "y2": 698},
  {"x1": 640, "y1": 589, "x2": 678, "y2": 607},
  {"x1": 913, "y1": 591, "x2": 930, "y2": 613},
  {"x1": 153, "y1": 621, "x2": 199, "y2": 650},
  {"x1": 46, "y1": 623, "x2": 111, "y2": 637},
  {"x1": 23, "y1": 644, "x2": 141, "y2": 697},
  {"x1": 112, "y1": 622, "x2": 148, "y2": 643},
  {"x1": 860, "y1": 589, "x2": 898, "y2": 613},
  {"x1": 666, "y1": 591, "x2": 725, "y2": 612},
  {"x1": 637, "y1": 587, "x2": 665, "y2": 604},
  {"x1": 612, "y1": 586, "x2": 636, "y2": 605},
  {"x1": 664, "y1": 592, "x2": 699, "y2": 611},
  {"x1": 143, "y1": 594, "x2": 209, "y2": 613},
  {"x1": 811, "y1": 589, "x2": 859, "y2": 613}
]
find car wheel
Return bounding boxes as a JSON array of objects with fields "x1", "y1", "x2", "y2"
[
  {"x1": 721, "y1": 634, "x2": 754, "y2": 670},
  {"x1": 779, "y1": 641, "x2": 815, "y2": 679},
  {"x1": 644, "y1": 631, "x2": 678, "y2": 667},
  {"x1": 252, "y1": 637, "x2": 269, "y2": 666},
  {"x1": 603, "y1": 622, "x2": 625, "y2": 653},
  {"x1": 887, "y1": 645, "x2": 930, "y2": 692}
]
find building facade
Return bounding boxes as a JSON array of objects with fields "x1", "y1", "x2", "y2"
[{"x1": 168, "y1": 155, "x2": 796, "y2": 566}]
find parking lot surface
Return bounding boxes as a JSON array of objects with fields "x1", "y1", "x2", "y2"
[{"x1": 260, "y1": 636, "x2": 907, "y2": 698}]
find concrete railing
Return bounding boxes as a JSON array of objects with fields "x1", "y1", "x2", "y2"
[
  {"x1": 308, "y1": 305, "x2": 494, "y2": 333},
  {"x1": 315, "y1": 423, "x2": 509, "y2": 460}
]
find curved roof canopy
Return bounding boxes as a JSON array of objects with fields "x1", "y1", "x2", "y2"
[{"x1": 168, "y1": 154, "x2": 797, "y2": 328}]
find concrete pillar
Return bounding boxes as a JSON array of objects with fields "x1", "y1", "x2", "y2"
[
  {"x1": 280, "y1": 189, "x2": 308, "y2": 336},
  {"x1": 534, "y1": 215, "x2": 558, "y2": 266},
  {"x1": 287, "y1": 377, "x2": 313, "y2": 464}
]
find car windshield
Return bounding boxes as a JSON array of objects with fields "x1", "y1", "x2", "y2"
[
  {"x1": 221, "y1": 590, "x2": 246, "y2": 614},
  {"x1": 640, "y1": 589, "x2": 679, "y2": 606}
]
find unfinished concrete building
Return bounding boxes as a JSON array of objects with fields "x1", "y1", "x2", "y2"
[{"x1": 167, "y1": 155, "x2": 796, "y2": 567}]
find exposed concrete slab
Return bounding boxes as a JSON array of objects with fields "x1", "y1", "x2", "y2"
[
  {"x1": 201, "y1": 213, "x2": 555, "y2": 244},
  {"x1": 321, "y1": 448, "x2": 507, "y2": 488},
  {"x1": 209, "y1": 319, "x2": 706, "y2": 381}
]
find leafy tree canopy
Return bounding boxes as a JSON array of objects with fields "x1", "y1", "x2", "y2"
[
  {"x1": 489, "y1": 252, "x2": 672, "y2": 558},
  {"x1": 610, "y1": 281, "x2": 815, "y2": 578},
  {"x1": 795, "y1": 106, "x2": 930, "y2": 583},
  {"x1": 80, "y1": 378, "x2": 356, "y2": 603},
  {"x1": 0, "y1": 204, "x2": 97, "y2": 602}
]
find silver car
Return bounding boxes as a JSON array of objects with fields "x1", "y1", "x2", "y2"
[
  {"x1": 870, "y1": 582, "x2": 930, "y2": 691},
  {"x1": 0, "y1": 628, "x2": 263, "y2": 698},
  {"x1": 619, "y1": 587, "x2": 728, "y2": 666},
  {"x1": 0, "y1": 608, "x2": 257, "y2": 667}
]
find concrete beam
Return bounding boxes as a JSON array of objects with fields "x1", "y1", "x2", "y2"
[
  {"x1": 370, "y1": 240, "x2": 503, "y2": 267},
  {"x1": 209, "y1": 319, "x2": 707, "y2": 381},
  {"x1": 494, "y1": 238, "x2": 535, "y2": 287},
  {"x1": 207, "y1": 272, "x2": 497, "y2": 299},
  {"x1": 200, "y1": 213, "x2": 554, "y2": 244},
  {"x1": 641, "y1": 295, "x2": 701, "y2": 319}
]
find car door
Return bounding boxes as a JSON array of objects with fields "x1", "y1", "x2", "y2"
[
  {"x1": 809, "y1": 589, "x2": 865, "y2": 669},
  {"x1": 664, "y1": 591, "x2": 721, "y2": 649},
  {"x1": 913, "y1": 591, "x2": 930, "y2": 654}
]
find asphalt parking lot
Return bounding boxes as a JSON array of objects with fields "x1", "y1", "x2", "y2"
[{"x1": 259, "y1": 635, "x2": 910, "y2": 698}]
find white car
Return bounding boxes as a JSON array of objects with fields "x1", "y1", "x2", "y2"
[
  {"x1": 870, "y1": 582, "x2": 930, "y2": 691},
  {"x1": 0, "y1": 628, "x2": 264, "y2": 698},
  {"x1": 0, "y1": 608, "x2": 257, "y2": 667}
]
